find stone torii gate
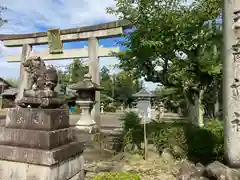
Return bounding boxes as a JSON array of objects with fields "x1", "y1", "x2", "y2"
[{"x1": 0, "y1": 20, "x2": 131, "y2": 126}]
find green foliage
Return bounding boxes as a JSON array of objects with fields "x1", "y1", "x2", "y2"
[
  {"x1": 107, "y1": 0, "x2": 221, "y2": 84},
  {"x1": 119, "y1": 112, "x2": 224, "y2": 164},
  {"x1": 114, "y1": 70, "x2": 143, "y2": 105},
  {"x1": 100, "y1": 66, "x2": 113, "y2": 98},
  {"x1": 120, "y1": 112, "x2": 143, "y2": 149},
  {"x1": 151, "y1": 120, "x2": 224, "y2": 164},
  {"x1": 104, "y1": 104, "x2": 117, "y2": 112},
  {"x1": 94, "y1": 172, "x2": 140, "y2": 180},
  {"x1": 107, "y1": 0, "x2": 222, "y2": 121},
  {"x1": 68, "y1": 58, "x2": 88, "y2": 83},
  {"x1": 100, "y1": 66, "x2": 143, "y2": 107},
  {"x1": 201, "y1": 120, "x2": 224, "y2": 161},
  {"x1": 58, "y1": 58, "x2": 88, "y2": 93},
  {"x1": 120, "y1": 112, "x2": 141, "y2": 132},
  {"x1": 151, "y1": 122, "x2": 187, "y2": 159}
]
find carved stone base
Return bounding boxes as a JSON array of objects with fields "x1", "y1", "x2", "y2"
[
  {"x1": 75, "y1": 123, "x2": 98, "y2": 134},
  {"x1": 0, "y1": 142, "x2": 84, "y2": 166},
  {"x1": 0, "y1": 153, "x2": 84, "y2": 180},
  {"x1": 17, "y1": 96, "x2": 65, "y2": 108},
  {"x1": 0, "y1": 127, "x2": 75, "y2": 150},
  {"x1": 6, "y1": 108, "x2": 69, "y2": 130}
]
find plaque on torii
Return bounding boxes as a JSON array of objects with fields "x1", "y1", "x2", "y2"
[
  {"x1": 233, "y1": 10, "x2": 240, "y2": 62},
  {"x1": 47, "y1": 28, "x2": 63, "y2": 54}
]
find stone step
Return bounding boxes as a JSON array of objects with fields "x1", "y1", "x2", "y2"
[
  {"x1": 0, "y1": 127, "x2": 76, "y2": 150},
  {"x1": 0, "y1": 141, "x2": 84, "y2": 166},
  {"x1": 83, "y1": 147, "x2": 114, "y2": 163},
  {"x1": 0, "y1": 153, "x2": 84, "y2": 179}
]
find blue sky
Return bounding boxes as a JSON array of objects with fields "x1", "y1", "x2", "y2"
[{"x1": 0, "y1": 0, "x2": 192, "y2": 90}]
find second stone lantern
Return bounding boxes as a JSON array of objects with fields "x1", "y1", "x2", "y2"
[{"x1": 68, "y1": 73, "x2": 102, "y2": 133}]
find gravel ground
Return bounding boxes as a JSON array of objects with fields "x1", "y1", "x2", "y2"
[{"x1": 85, "y1": 151, "x2": 190, "y2": 180}]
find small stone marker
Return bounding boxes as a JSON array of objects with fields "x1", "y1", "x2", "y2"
[
  {"x1": 224, "y1": 0, "x2": 240, "y2": 167},
  {"x1": 101, "y1": 103, "x2": 104, "y2": 114},
  {"x1": 133, "y1": 89, "x2": 154, "y2": 123}
]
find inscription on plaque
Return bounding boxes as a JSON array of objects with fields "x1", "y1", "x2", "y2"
[
  {"x1": 232, "y1": 112, "x2": 240, "y2": 132},
  {"x1": 59, "y1": 111, "x2": 63, "y2": 124},
  {"x1": 31, "y1": 111, "x2": 42, "y2": 125},
  {"x1": 233, "y1": 9, "x2": 240, "y2": 38},
  {"x1": 26, "y1": 176, "x2": 39, "y2": 180},
  {"x1": 231, "y1": 78, "x2": 240, "y2": 100},
  {"x1": 47, "y1": 28, "x2": 63, "y2": 54},
  {"x1": 233, "y1": 52, "x2": 240, "y2": 62},
  {"x1": 231, "y1": 9, "x2": 240, "y2": 135},
  {"x1": 16, "y1": 110, "x2": 25, "y2": 124}
]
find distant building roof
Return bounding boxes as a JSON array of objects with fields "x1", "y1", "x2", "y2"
[
  {"x1": 1, "y1": 88, "x2": 18, "y2": 96},
  {"x1": 0, "y1": 77, "x2": 13, "y2": 87},
  {"x1": 132, "y1": 89, "x2": 154, "y2": 97}
]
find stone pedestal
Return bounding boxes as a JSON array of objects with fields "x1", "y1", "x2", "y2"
[
  {"x1": 0, "y1": 107, "x2": 85, "y2": 179},
  {"x1": 75, "y1": 100, "x2": 98, "y2": 134}
]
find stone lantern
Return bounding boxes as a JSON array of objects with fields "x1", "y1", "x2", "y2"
[
  {"x1": 133, "y1": 89, "x2": 154, "y2": 123},
  {"x1": 159, "y1": 101, "x2": 165, "y2": 118},
  {"x1": 69, "y1": 73, "x2": 102, "y2": 133}
]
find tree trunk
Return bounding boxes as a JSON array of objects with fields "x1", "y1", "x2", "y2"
[
  {"x1": 195, "y1": 90, "x2": 204, "y2": 127},
  {"x1": 184, "y1": 89, "x2": 205, "y2": 127},
  {"x1": 214, "y1": 97, "x2": 220, "y2": 118},
  {"x1": 214, "y1": 78, "x2": 220, "y2": 118}
]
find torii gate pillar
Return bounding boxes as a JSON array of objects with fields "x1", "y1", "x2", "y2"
[{"x1": 88, "y1": 37, "x2": 101, "y2": 126}]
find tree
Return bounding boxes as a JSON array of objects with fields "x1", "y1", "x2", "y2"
[
  {"x1": 99, "y1": 66, "x2": 143, "y2": 107},
  {"x1": 100, "y1": 66, "x2": 113, "y2": 98},
  {"x1": 107, "y1": 0, "x2": 222, "y2": 126},
  {"x1": 114, "y1": 70, "x2": 143, "y2": 106},
  {"x1": 58, "y1": 58, "x2": 88, "y2": 94},
  {"x1": 68, "y1": 58, "x2": 88, "y2": 83},
  {"x1": 0, "y1": 6, "x2": 7, "y2": 27}
]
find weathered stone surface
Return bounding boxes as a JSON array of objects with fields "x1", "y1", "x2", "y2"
[
  {"x1": 0, "y1": 153, "x2": 84, "y2": 180},
  {"x1": 75, "y1": 124, "x2": 99, "y2": 134},
  {"x1": 17, "y1": 96, "x2": 65, "y2": 108},
  {"x1": 6, "y1": 107, "x2": 69, "y2": 130},
  {"x1": 204, "y1": 161, "x2": 238, "y2": 180},
  {"x1": 23, "y1": 89, "x2": 58, "y2": 98},
  {"x1": 0, "y1": 141, "x2": 84, "y2": 166},
  {"x1": 161, "y1": 149, "x2": 174, "y2": 163},
  {"x1": 0, "y1": 20, "x2": 130, "y2": 41},
  {"x1": 0, "y1": 127, "x2": 75, "y2": 149},
  {"x1": 177, "y1": 163, "x2": 204, "y2": 180},
  {"x1": 189, "y1": 176, "x2": 209, "y2": 180}
]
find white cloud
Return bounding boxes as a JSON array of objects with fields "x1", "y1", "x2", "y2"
[
  {"x1": 0, "y1": 0, "x2": 118, "y2": 78},
  {"x1": 0, "y1": 0, "x2": 117, "y2": 33},
  {"x1": 0, "y1": 0, "x2": 159, "y2": 90}
]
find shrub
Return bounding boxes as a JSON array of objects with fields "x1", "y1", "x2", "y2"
[
  {"x1": 94, "y1": 172, "x2": 140, "y2": 180},
  {"x1": 186, "y1": 120, "x2": 224, "y2": 163},
  {"x1": 104, "y1": 105, "x2": 117, "y2": 112},
  {"x1": 151, "y1": 120, "x2": 224, "y2": 164},
  {"x1": 151, "y1": 122, "x2": 188, "y2": 159},
  {"x1": 119, "y1": 112, "x2": 143, "y2": 150},
  {"x1": 120, "y1": 112, "x2": 142, "y2": 132},
  {"x1": 118, "y1": 112, "x2": 224, "y2": 164}
]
